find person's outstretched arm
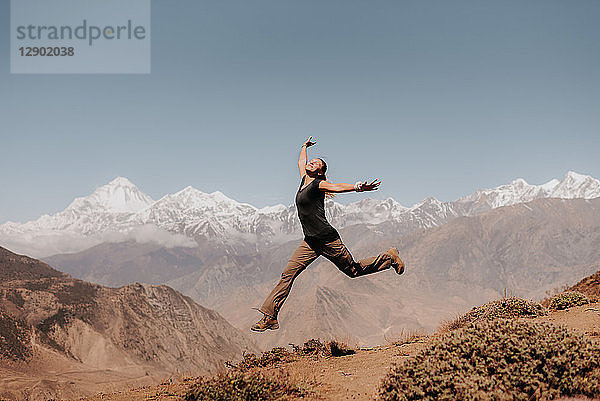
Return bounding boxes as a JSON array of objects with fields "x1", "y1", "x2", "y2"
[
  {"x1": 298, "y1": 136, "x2": 316, "y2": 178},
  {"x1": 319, "y1": 179, "x2": 381, "y2": 193}
]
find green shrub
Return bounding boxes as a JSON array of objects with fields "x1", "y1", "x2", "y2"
[
  {"x1": 379, "y1": 319, "x2": 600, "y2": 401},
  {"x1": 443, "y1": 297, "x2": 547, "y2": 331},
  {"x1": 185, "y1": 370, "x2": 307, "y2": 401},
  {"x1": 548, "y1": 291, "x2": 592, "y2": 311}
]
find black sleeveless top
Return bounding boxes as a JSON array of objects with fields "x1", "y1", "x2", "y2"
[{"x1": 295, "y1": 176, "x2": 340, "y2": 244}]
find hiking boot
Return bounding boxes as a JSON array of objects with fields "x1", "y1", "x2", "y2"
[
  {"x1": 250, "y1": 315, "x2": 279, "y2": 332},
  {"x1": 387, "y1": 247, "x2": 405, "y2": 275}
]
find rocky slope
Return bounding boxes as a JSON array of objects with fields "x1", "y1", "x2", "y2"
[{"x1": 0, "y1": 246, "x2": 256, "y2": 400}]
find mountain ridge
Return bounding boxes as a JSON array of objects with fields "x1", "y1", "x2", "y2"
[{"x1": 2, "y1": 171, "x2": 599, "y2": 258}]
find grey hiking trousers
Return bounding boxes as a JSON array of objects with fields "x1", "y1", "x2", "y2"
[{"x1": 259, "y1": 238, "x2": 393, "y2": 319}]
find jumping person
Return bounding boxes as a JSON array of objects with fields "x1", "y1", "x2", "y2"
[{"x1": 251, "y1": 137, "x2": 405, "y2": 332}]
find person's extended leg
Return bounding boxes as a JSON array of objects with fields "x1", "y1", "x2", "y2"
[
  {"x1": 253, "y1": 240, "x2": 318, "y2": 331},
  {"x1": 319, "y1": 238, "x2": 404, "y2": 278}
]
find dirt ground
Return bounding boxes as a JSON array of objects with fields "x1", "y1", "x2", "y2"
[
  {"x1": 265, "y1": 341, "x2": 426, "y2": 401},
  {"x1": 534, "y1": 301, "x2": 600, "y2": 340},
  {"x1": 0, "y1": 343, "x2": 162, "y2": 401},
  {"x1": 73, "y1": 302, "x2": 600, "y2": 401},
  {"x1": 71, "y1": 342, "x2": 426, "y2": 401}
]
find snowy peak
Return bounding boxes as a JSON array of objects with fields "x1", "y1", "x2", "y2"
[
  {"x1": 258, "y1": 204, "x2": 288, "y2": 215},
  {"x1": 564, "y1": 171, "x2": 589, "y2": 181},
  {"x1": 67, "y1": 177, "x2": 154, "y2": 214},
  {"x1": 108, "y1": 176, "x2": 137, "y2": 187},
  {"x1": 412, "y1": 196, "x2": 442, "y2": 208},
  {"x1": 457, "y1": 171, "x2": 600, "y2": 214},
  {"x1": 510, "y1": 178, "x2": 528, "y2": 186},
  {"x1": 154, "y1": 186, "x2": 255, "y2": 215},
  {"x1": 551, "y1": 171, "x2": 600, "y2": 199},
  {"x1": 540, "y1": 179, "x2": 560, "y2": 192}
]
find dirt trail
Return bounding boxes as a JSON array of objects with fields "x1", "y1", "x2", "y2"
[{"x1": 75, "y1": 303, "x2": 600, "y2": 401}]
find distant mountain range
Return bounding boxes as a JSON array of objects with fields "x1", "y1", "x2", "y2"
[
  {"x1": 31, "y1": 172, "x2": 600, "y2": 350},
  {"x1": 1, "y1": 171, "x2": 599, "y2": 258},
  {"x1": 3, "y1": 171, "x2": 600, "y2": 351}
]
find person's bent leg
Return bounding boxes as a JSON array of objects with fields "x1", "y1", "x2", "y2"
[
  {"x1": 320, "y1": 238, "x2": 393, "y2": 278},
  {"x1": 259, "y1": 240, "x2": 318, "y2": 318}
]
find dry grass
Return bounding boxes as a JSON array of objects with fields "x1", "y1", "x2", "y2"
[
  {"x1": 384, "y1": 327, "x2": 428, "y2": 346},
  {"x1": 437, "y1": 312, "x2": 464, "y2": 334}
]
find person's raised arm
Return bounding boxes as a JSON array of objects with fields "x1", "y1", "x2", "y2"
[
  {"x1": 318, "y1": 179, "x2": 381, "y2": 193},
  {"x1": 298, "y1": 136, "x2": 316, "y2": 178}
]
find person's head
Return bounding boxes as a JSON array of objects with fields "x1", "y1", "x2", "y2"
[{"x1": 305, "y1": 158, "x2": 327, "y2": 179}]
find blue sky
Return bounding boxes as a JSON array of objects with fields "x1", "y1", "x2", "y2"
[{"x1": 1, "y1": 0, "x2": 599, "y2": 223}]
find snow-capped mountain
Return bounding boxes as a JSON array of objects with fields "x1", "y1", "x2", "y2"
[
  {"x1": 328, "y1": 197, "x2": 408, "y2": 226},
  {"x1": 1, "y1": 171, "x2": 599, "y2": 257},
  {"x1": 457, "y1": 171, "x2": 600, "y2": 216},
  {"x1": 137, "y1": 186, "x2": 293, "y2": 242},
  {"x1": 69, "y1": 176, "x2": 154, "y2": 214},
  {"x1": 1, "y1": 177, "x2": 154, "y2": 236},
  {"x1": 551, "y1": 171, "x2": 600, "y2": 199}
]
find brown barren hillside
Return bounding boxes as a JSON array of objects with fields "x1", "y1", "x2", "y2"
[
  {"x1": 0, "y1": 246, "x2": 256, "y2": 401},
  {"x1": 0, "y1": 246, "x2": 66, "y2": 281},
  {"x1": 569, "y1": 268, "x2": 600, "y2": 298}
]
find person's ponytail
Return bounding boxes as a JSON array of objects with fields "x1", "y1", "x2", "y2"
[{"x1": 317, "y1": 158, "x2": 336, "y2": 199}]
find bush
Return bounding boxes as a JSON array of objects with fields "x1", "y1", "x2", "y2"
[
  {"x1": 548, "y1": 291, "x2": 592, "y2": 311},
  {"x1": 442, "y1": 297, "x2": 547, "y2": 331},
  {"x1": 291, "y1": 338, "x2": 355, "y2": 357},
  {"x1": 234, "y1": 347, "x2": 294, "y2": 372},
  {"x1": 185, "y1": 370, "x2": 307, "y2": 401},
  {"x1": 379, "y1": 319, "x2": 600, "y2": 401},
  {"x1": 326, "y1": 339, "x2": 355, "y2": 357},
  {"x1": 292, "y1": 338, "x2": 324, "y2": 355},
  {"x1": 233, "y1": 340, "x2": 354, "y2": 373}
]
